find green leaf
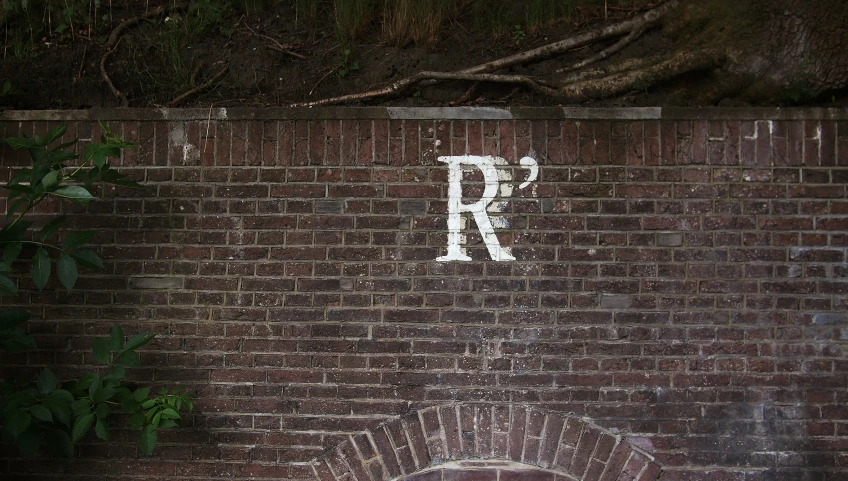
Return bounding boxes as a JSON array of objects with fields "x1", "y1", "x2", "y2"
[
  {"x1": 91, "y1": 385, "x2": 115, "y2": 404},
  {"x1": 159, "y1": 419, "x2": 178, "y2": 429},
  {"x1": 0, "y1": 262, "x2": 13, "y2": 275},
  {"x1": 95, "y1": 403, "x2": 110, "y2": 419},
  {"x1": 36, "y1": 368, "x2": 57, "y2": 394},
  {"x1": 5, "y1": 410, "x2": 31, "y2": 438},
  {"x1": 109, "y1": 323, "x2": 124, "y2": 352},
  {"x1": 30, "y1": 248, "x2": 50, "y2": 291},
  {"x1": 17, "y1": 425, "x2": 42, "y2": 458},
  {"x1": 70, "y1": 398, "x2": 91, "y2": 418},
  {"x1": 139, "y1": 424, "x2": 157, "y2": 456},
  {"x1": 111, "y1": 364, "x2": 126, "y2": 379},
  {"x1": 42, "y1": 397, "x2": 71, "y2": 427},
  {"x1": 52, "y1": 186, "x2": 95, "y2": 206},
  {"x1": 133, "y1": 387, "x2": 150, "y2": 402},
  {"x1": 0, "y1": 275, "x2": 17, "y2": 297},
  {"x1": 141, "y1": 399, "x2": 156, "y2": 409},
  {"x1": 118, "y1": 349, "x2": 140, "y2": 367},
  {"x1": 29, "y1": 404, "x2": 52, "y2": 422},
  {"x1": 129, "y1": 412, "x2": 145, "y2": 430},
  {"x1": 160, "y1": 408, "x2": 180, "y2": 420},
  {"x1": 151, "y1": 410, "x2": 162, "y2": 428},
  {"x1": 94, "y1": 417, "x2": 109, "y2": 441},
  {"x1": 4, "y1": 136, "x2": 41, "y2": 150},
  {"x1": 45, "y1": 428, "x2": 73, "y2": 458},
  {"x1": 5, "y1": 198, "x2": 27, "y2": 219},
  {"x1": 62, "y1": 231, "x2": 95, "y2": 250},
  {"x1": 38, "y1": 215, "x2": 66, "y2": 242},
  {"x1": 124, "y1": 333, "x2": 155, "y2": 352},
  {"x1": 92, "y1": 338, "x2": 110, "y2": 364},
  {"x1": 73, "y1": 373, "x2": 98, "y2": 393},
  {"x1": 2, "y1": 242, "x2": 22, "y2": 265},
  {"x1": 0, "y1": 308, "x2": 30, "y2": 328},
  {"x1": 71, "y1": 413, "x2": 95, "y2": 444},
  {"x1": 88, "y1": 376, "x2": 102, "y2": 400},
  {"x1": 56, "y1": 253, "x2": 77, "y2": 291},
  {"x1": 43, "y1": 125, "x2": 67, "y2": 145},
  {"x1": 70, "y1": 249, "x2": 103, "y2": 270},
  {"x1": 49, "y1": 389, "x2": 74, "y2": 403},
  {"x1": 41, "y1": 169, "x2": 60, "y2": 189}
]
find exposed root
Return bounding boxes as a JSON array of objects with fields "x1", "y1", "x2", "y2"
[
  {"x1": 100, "y1": 37, "x2": 128, "y2": 108},
  {"x1": 558, "y1": 55, "x2": 664, "y2": 84},
  {"x1": 556, "y1": 49, "x2": 725, "y2": 102},
  {"x1": 450, "y1": 81, "x2": 480, "y2": 106},
  {"x1": 105, "y1": 5, "x2": 179, "y2": 49},
  {"x1": 557, "y1": 25, "x2": 646, "y2": 73},
  {"x1": 438, "y1": 0, "x2": 677, "y2": 76},
  {"x1": 245, "y1": 24, "x2": 307, "y2": 60},
  {"x1": 289, "y1": 71, "x2": 558, "y2": 108},
  {"x1": 100, "y1": 4, "x2": 184, "y2": 107},
  {"x1": 296, "y1": 0, "x2": 680, "y2": 107},
  {"x1": 169, "y1": 65, "x2": 229, "y2": 107}
]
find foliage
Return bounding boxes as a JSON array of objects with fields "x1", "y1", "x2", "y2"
[
  {"x1": 336, "y1": 48, "x2": 360, "y2": 78},
  {"x1": 0, "y1": 122, "x2": 192, "y2": 457}
]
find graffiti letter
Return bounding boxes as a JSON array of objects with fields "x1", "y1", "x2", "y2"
[{"x1": 437, "y1": 155, "x2": 516, "y2": 262}]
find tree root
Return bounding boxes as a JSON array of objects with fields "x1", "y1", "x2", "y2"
[
  {"x1": 289, "y1": 71, "x2": 558, "y2": 108},
  {"x1": 557, "y1": 25, "x2": 646, "y2": 73},
  {"x1": 556, "y1": 49, "x2": 725, "y2": 102},
  {"x1": 100, "y1": 37, "x2": 128, "y2": 108},
  {"x1": 292, "y1": 0, "x2": 681, "y2": 107},
  {"x1": 169, "y1": 65, "x2": 229, "y2": 107},
  {"x1": 100, "y1": 3, "x2": 185, "y2": 107},
  {"x1": 105, "y1": 5, "x2": 181, "y2": 50}
]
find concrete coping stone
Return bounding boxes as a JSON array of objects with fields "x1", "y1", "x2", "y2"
[{"x1": 2, "y1": 107, "x2": 848, "y2": 121}]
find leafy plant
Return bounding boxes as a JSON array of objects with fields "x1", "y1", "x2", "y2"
[
  {"x1": 511, "y1": 24, "x2": 526, "y2": 46},
  {"x1": 336, "y1": 48, "x2": 360, "y2": 78},
  {"x1": 0, "y1": 122, "x2": 192, "y2": 457},
  {"x1": 1, "y1": 324, "x2": 193, "y2": 458}
]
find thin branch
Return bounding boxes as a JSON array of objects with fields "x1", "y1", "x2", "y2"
[
  {"x1": 100, "y1": 37, "x2": 128, "y2": 107},
  {"x1": 245, "y1": 24, "x2": 307, "y2": 60},
  {"x1": 169, "y1": 65, "x2": 228, "y2": 107}
]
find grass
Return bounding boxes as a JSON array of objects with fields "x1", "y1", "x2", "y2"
[{"x1": 381, "y1": 0, "x2": 462, "y2": 46}]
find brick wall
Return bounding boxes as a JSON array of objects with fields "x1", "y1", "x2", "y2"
[{"x1": 1, "y1": 107, "x2": 847, "y2": 481}]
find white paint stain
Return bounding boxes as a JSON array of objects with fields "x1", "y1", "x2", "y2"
[
  {"x1": 437, "y1": 155, "x2": 516, "y2": 262},
  {"x1": 519, "y1": 156, "x2": 539, "y2": 189}
]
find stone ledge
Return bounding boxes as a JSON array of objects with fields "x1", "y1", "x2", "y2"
[{"x1": 2, "y1": 107, "x2": 848, "y2": 121}]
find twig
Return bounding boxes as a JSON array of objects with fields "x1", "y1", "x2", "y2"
[
  {"x1": 169, "y1": 65, "x2": 228, "y2": 107},
  {"x1": 100, "y1": 37, "x2": 128, "y2": 107},
  {"x1": 245, "y1": 24, "x2": 306, "y2": 60},
  {"x1": 190, "y1": 62, "x2": 204, "y2": 88},
  {"x1": 309, "y1": 65, "x2": 341, "y2": 96},
  {"x1": 76, "y1": 45, "x2": 87, "y2": 82}
]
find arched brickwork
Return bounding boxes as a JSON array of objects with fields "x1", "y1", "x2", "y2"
[{"x1": 309, "y1": 403, "x2": 662, "y2": 481}]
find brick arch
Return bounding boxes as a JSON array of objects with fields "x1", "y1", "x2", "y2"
[{"x1": 309, "y1": 403, "x2": 662, "y2": 481}]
